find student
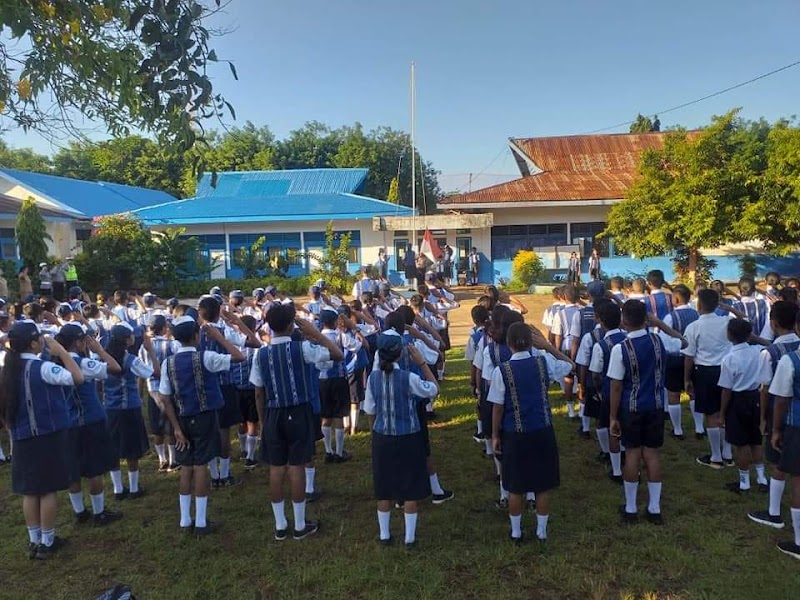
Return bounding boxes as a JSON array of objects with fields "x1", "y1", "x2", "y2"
[
  {"x1": 552, "y1": 285, "x2": 581, "y2": 419},
  {"x1": 250, "y1": 305, "x2": 343, "y2": 540},
  {"x1": 662, "y1": 285, "x2": 700, "y2": 440},
  {"x1": 303, "y1": 285, "x2": 328, "y2": 324},
  {"x1": 734, "y1": 276, "x2": 770, "y2": 336},
  {"x1": 765, "y1": 271, "x2": 782, "y2": 300},
  {"x1": 627, "y1": 279, "x2": 648, "y2": 302},
  {"x1": 232, "y1": 314, "x2": 261, "y2": 469},
  {"x1": 645, "y1": 270, "x2": 673, "y2": 319},
  {"x1": 609, "y1": 301, "x2": 686, "y2": 524},
  {"x1": 567, "y1": 252, "x2": 580, "y2": 286},
  {"x1": 749, "y1": 301, "x2": 800, "y2": 529},
  {"x1": 139, "y1": 315, "x2": 178, "y2": 472},
  {"x1": 490, "y1": 322, "x2": 573, "y2": 542},
  {"x1": 684, "y1": 290, "x2": 736, "y2": 469},
  {"x1": 0, "y1": 321, "x2": 84, "y2": 559},
  {"x1": 365, "y1": 334, "x2": 439, "y2": 547},
  {"x1": 157, "y1": 315, "x2": 244, "y2": 536},
  {"x1": 577, "y1": 296, "x2": 613, "y2": 453},
  {"x1": 610, "y1": 277, "x2": 626, "y2": 303},
  {"x1": 758, "y1": 287, "x2": 799, "y2": 343},
  {"x1": 542, "y1": 287, "x2": 564, "y2": 340},
  {"x1": 718, "y1": 319, "x2": 771, "y2": 494},
  {"x1": 57, "y1": 324, "x2": 124, "y2": 527},
  {"x1": 572, "y1": 281, "x2": 607, "y2": 439},
  {"x1": 467, "y1": 305, "x2": 490, "y2": 442},
  {"x1": 352, "y1": 266, "x2": 376, "y2": 299},
  {"x1": 468, "y1": 247, "x2": 480, "y2": 286}
]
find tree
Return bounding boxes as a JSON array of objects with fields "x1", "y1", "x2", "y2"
[
  {"x1": 15, "y1": 197, "x2": 50, "y2": 270},
  {"x1": 0, "y1": 1, "x2": 236, "y2": 162},
  {"x1": 0, "y1": 138, "x2": 51, "y2": 171},
  {"x1": 605, "y1": 110, "x2": 761, "y2": 281},
  {"x1": 630, "y1": 114, "x2": 661, "y2": 133},
  {"x1": 151, "y1": 227, "x2": 205, "y2": 293},
  {"x1": 387, "y1": 176, "x2": 400, "y2": 204},
  {"x1": 232, "y1": 235, "x2": 269, "y2": 279}
]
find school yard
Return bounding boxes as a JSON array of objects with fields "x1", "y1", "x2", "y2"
[{"x1": 0, "y1": 291, "x2": 798, "y2": 599}]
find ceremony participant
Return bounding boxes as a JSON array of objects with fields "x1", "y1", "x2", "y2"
[
  {"x1": 250, "y1": 304, "x2": 343, "y2": 540},
  {"x1": 467, "y1": 305, "x2": 490, "y2": 442},
  {"x1": 233, "y1": 315, "x2": 261, "y2": 469},
  {"x1": 610, "y1": 277, "x2": 626, "y2": 303},
  {"x1": 662, "y1": 285, "x2": 699, "y2": 440},
  {"x1": 718, "y1": 319, "x2": 770, "y2": 494},
  {"x1": 489, "y1": 322, "x2": 573, "y2": 542},
  {"x1": 0, "y1": 322, "x2": 83, "y2": 559},
  {"x1": 734, "y1": 276, "x2": 770, "y2": 336},
  {"x1": 552, "y1": 285, "x2": 581, "y2": 419},
  {"x1": 627, "y1": 278, "x2": 648, "y2": 302},
  {"x1": 157, "y1": 315, "x2": 243, "y2": 536},
  {"x1": 645, "y1": 270, "x2": 673, "y2": 319},
  {"x1": 572, "y1": 281, "x2": 607, "y2": 440},
  {"x1": 365, "y1": 334, "x2": 439, "y2": 547},
  {"x1": 468, "y1": 247, "x2": 480, "y2": 286}
]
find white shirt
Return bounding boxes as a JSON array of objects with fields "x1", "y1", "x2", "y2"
[
  {"x1": 769, "y1": 353, "x2": 799, "y2": 398},
  {"x1": 371, "y1": 329, "x2": 438, "y2": 370},
  {"x1": 363, "y1": 367, "x2": 439, "y2": 415},
  {"x1": 569, "y1": 305, "x2": 593, "y2": 344},
  {"x1": 662, "y1": 304, "x2": 693, "y2": 329},
  {"x1": 21, "y1": 352, "x2": 75, "y2": 386},
  {"x1": 465, "y1": 327, "x2": 483, "y2": 362},
  {"x1": 575, "y1": 326, "x2": 601, "y2": 367},
  {"x1": 718, "y1": 343, "x2": 771, "y2": 392},
  {"x1": 248, "y1": 336, "x2": 331, "y2": 387},
  {"x1": 472, "y1": 335, "x2": 486, "y2": 371},
  {"x1": 487, "y1": 351, "x2": 572, "y2": 405},
  {"x1": 550, "y1": 303, "x2": 577, "y2": 338},
  {"x1": 607, "y1": 329, "x2": 683, "y2": 381},
  {"x1": 760, "y1": 320, "x2": 775, "y2": 342},
  {"x1": 758, "y1": 333, "x2": 800, "y2": 385},
  {"x1": 627, "y1": 293, "x2": 647, "y2": 302},
  {"x1": 157, "y1": 346, "x2": 231, "y2": 395},
  {"x1": 70, "y1": 352, "x2": 109, "y2": 381},
  {"x1": 682, "y1": 313, "x2": 732, "y2": 366},
  {"x1": 589, "y1": 328, "x2": 626, "y2": 374}
]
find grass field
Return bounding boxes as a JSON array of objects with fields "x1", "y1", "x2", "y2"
[{"x1": 1, "y1": 348, "x2": 799, "y2": 599}]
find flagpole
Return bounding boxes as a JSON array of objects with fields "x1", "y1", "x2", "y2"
[{"x1": 410, "y1": 62, "x2": 416, "y2": 255}]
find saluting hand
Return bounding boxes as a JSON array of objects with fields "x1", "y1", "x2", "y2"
[
  {"x1": 407, "y1": 345, "x2": 426, "y2": 367},
  {"x1": 202, "y1": 323, "x2": 223, "y2": 342}
]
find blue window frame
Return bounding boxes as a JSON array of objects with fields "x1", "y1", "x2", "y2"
[{"x1": 0, "y1": 228, "x2": 17, "y2": 260}]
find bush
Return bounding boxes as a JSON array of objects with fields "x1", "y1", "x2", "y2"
[
  {"x1": 739, "y1": 255, "x2": 758, "y2": 278},
  {"x1": 510, "y1": 250, "x2": 545, "y2": 289},
  {"x1": 172, "y1": 275, "x2": 315, "y2": 299}
]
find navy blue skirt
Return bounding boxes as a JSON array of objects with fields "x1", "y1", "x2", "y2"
[
  {"x1": 372, "y1": 431, "x2": 430, "y2": 501},
  {"x1": 12, "y1": 429, "x2": 72, "y2": 495},
  {"x1": 69, "y1": 420, "x2": 117, "y2": 480},
  {"x1": 501, "y1": 427, "x2": 560, "y2": 495},
  {"x1": 107, "y1": 408, "x2": 149, "y2": 462}
]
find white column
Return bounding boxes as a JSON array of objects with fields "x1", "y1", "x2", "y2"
[
  {"x1": 224, "y1": 231, "x2": 231, "y2": 272},
  {"x1": 566, "y1": 222, "x2": 572, "y2": 246},
  {"x1": 300, "y1": 231, "x2": 306, "y2": 271}
]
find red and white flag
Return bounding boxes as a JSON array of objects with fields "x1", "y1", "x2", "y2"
[{"x1": 419, "y1": 228, "x2": 442, "y2": 261}]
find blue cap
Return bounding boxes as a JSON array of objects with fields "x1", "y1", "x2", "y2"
[
  {"x1": 309, "y1": 285, "x2": 321, "y2": 296},
  {"x1": 110, "y1": 322, "x2": 135, "y2": 340},
  {"x1": 68, "y1": 285, "x2": 83, "y2": 296},
  {"x1": 209, "y1": 286, "x2": 222, "y2": 296},
  {"x1": 8, "y1": 321, "x2": 40, "y2": 343},
  {"x1": 148, "y1": 314, "x2": 167, "y2": 329},
  {"x1": 170, "y1": 315, "x2": 198, "y2": 339},
  {"x1": 230, "y1": 289, "x2": 244, "y2": 299},
  {"x1": 252, "y1": 288, "x2": 265, "y2": 300},
  {"x1": 587, "y1": 280, "x2": 607, "y2": 299},
  {"x1": 265, "y1": 285, "x2": 278, "y2": 297},
  {"x1": 167, "y1": 297, "x2": 179, "y2": 308}
]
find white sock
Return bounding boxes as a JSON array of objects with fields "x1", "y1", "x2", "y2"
[
  {"x1": 484, "y1": 439, "x2": 494, "y2": 456},
  {"x1": 195, "y1": 496, "x2": 208, "y2": 528},
  {"x1": 0, "y1": 443, "x2": 6, "y2": 461},
  {"x1": 305, "y1": 467, "x2": 316, "y2": 494},
  {"x1": 271, "y1": 501, "x2": 288, "y2": 530},
  {"x1": 596, "y1": 428, "x2": 610, "y2": 454},
  {"x1": 41, "y1": 528, "x2": 55, "y2": 547},
  {"x1": 109, "y1": 470, "x2": 124, "y2": 494},
  {"x1": 690, "y1": 401, "x2": 705, "y2": 433},
  {"x1": 610, "y1": 452, "x2": 622, "y2": 476},
  {"x1": 429, "y1": 473, "x2": 445, "y2": 496},
  {"x1": 335, "y1": 428, "x2": 345, "y2": 456},
  {"x1": 721, "y1": 435, "x2": 733, "y2": 461},
  {"x1": 526, "y1": 492, "x2": 536, "y2": 501},
  {"x1": 128, "y1": 470, "x2": 139, "y2": 494},
  {"x1": 647, "y1": 481, "x2": 662, "y2": 514},
  {"x1": 476, "y1": 420, "x2": 483, "y2": 435},
  {"x1": 350, "y1": 405, "x2": 360, "y2": 432},
  {"x1": 500, "y1": 484, "x2": 509, "y2": 501},
  {"x1": 792, "y1": 508, "x2": 800, "y2": 546},
  {"x1": 220, "y1": 457, "x2": 231, "y2": 479},
  {"x1": 167, "y1": 444, "x2": 176, "y2": 465},
  {"x1": 238, "y1": 433, "x2": 247, "y2": 450},
  {"x1": 342, "y1": 415, "x2": 350, "y2": 431},
  {"x1": 578, "y1": 402, "x2": 585, "y2": 418},
  {"x1": 509, "y1": 514, "x2": 522, "y2": 538},
  {"x1": 707, "y1": 427, "x2": 722, "y2": 462},
  {"x1": 493, "y1": 456, "x2": 502, "y2": 477},
  {"x1": 769, "y1": 478, "x2": 786, "y2": 517},
  {"x1": 755, "y1": 463, "x2": 768, "y2": 485},
  {"x1": 27, "y1": 526, "x2": 41, "y2": 544},
  {"x1": 293, "y1": 501, "x2": 306, "y2": 531},
  {"x1": 322, "y1": 426, "x2": 333, "y2": 454},
  {"x1": 155, "y1": 443, "x2": 166, "y2": 463},
  {"x1": 209, "y1": 458, "x2": 220, "y2": 480},
  {"x1": 404, "y1": 512, "x2": 418, "y2": 544},
  {"x1": 581, "y1": 415, "x2": 591, "y2": 433},
  {"x1": 624, "y1": 480, "x2": 638, "y2": 513},
  {"x1": 90, "y1": 493, "x2": 104, "y2": 515},
  {"x1": 536, "y1": 513, "x2": 549, "y2": 539},
  {"x1": 567, "y1": 401, "x2": 576, "y2": 418},
  {"x1": 739, "y1": 469, "x2": 751, "y2": 491},
  {"x1": 246, "y1": 435, "x2": 258, "y2": 460},
  {"x1": 69, "y1": 492, "x2": 85, "y2": 514},
  {"x1": 179, "y1": 494, "x2": 192, "y2": 527},
  {"x1": 378, "y1": 510, "x2": 391, "y2": 540},
  {"x1": 668, "y1": 405, "x2": 683, "y2": 435}
]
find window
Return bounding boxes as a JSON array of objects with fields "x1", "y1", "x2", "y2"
[
  {"x1": 75, "y1": 229, "x2": 93, "y2": 242},
  {"x1": 304, "y1": 230, "x2": 360, "y2": 265},
  {"x1": 491, "y1": 224, "x2": 568, "y2": 260},
  {"x1": 394, "y1": 230, "x2": 409, "y2": 237},
  {"x1": 0, "y1": 228, "x2": 15, "y2": 237},
  {"x1": 0, "y1": 228, "x2": 17, "y2": 260},
  {"x1": 570, "y1": 222, "x2": 609, "y2": 257}
]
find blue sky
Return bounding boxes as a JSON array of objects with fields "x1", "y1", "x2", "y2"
[{"x1": 4, "y1": 0, "x2": 799, "y2": 192}]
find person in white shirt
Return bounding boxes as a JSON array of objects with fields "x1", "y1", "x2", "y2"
[{"x1": 551, "y1": 285, "x2": 580, "y2": 419}]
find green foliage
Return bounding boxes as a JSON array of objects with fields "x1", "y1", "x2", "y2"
[
  {"x1": 174, "y1": 274, "x2": 314, "y2": 299},
  {"x1": 232, "y1": 235, "x2": 270, "y2": 279},
  {"x1": 15, "y1": 197, "x2": 50, "y2": 270},
  {"x1": 629, "y1": 114, "x2": 660, "y2": 133},
  {"x1": 510, "y1": 250, "x2": 545, "y2": 289},
  {"x1": 151, "y1": 228, "x2": 207, "y2": 293},
  {"x1": 672, "y1": 247, "x2": 717, "y2": 284},
  {"x1": 739, "y1": 254, "x2": 758, "y2": 278},
  {"x1": 387, "y1": 176, "x2": 400, "y2": 204},
  {"x1": 290, "y1": 222, "x2": 356, "y2": 294},
  {"x1": 0, "y1": 138, "x2": 50, "y2": 171}
]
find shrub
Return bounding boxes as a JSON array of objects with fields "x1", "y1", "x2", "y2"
[
  {"x1": 739, "y1": 255, "x2": 758, "y2": 278},
  {"x1": 510, "y1": 250, "x2": 544, "y2": 289},
  {"x1": 672, "y1": 247, "x2": 717, "y2": 284},
  {"x1": 171, "y1": 275, "x2": 314, "y2": 299}
]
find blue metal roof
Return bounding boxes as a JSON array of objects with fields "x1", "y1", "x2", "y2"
[
  {"x1": 194, "y1": 168, "x2": 369, "y2": 198},
  {"x1": 0, "y1": 168, "x2": 177, "y2": 217},
  {"x1": 133, "y1": 192, "x2": 414, "y2": 225}
]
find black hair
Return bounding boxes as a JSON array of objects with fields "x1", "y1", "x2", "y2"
[
  {"x1": 320, "y1": 310, "x2": 338, "y2": 329},
  {"x1": 198, "y1": 296, "x2": 221, "y2": 323},
  {"x1": 787, "y1": 278, "x2": 800, "y2": 288},
  {"x1": 409, "y1": 294, "x2": 425, "y2": 309},
  {"x1": 710, "y1": 280, "x2": 725, "y2": 293},
  {"x1": 267, "y1": 303, "x2": 296, "y2": 334},
  {"x1": 396, "y1": 305, "x2": 415, "y2": 326},
  {"x1": 493, "y1": 307, "x2": 523, "y2": 345},
  {"x1": 337, "y1": 305, "x2": 352, "y2": 319},
  {"x1": 672, "y1": 284, "x2": 691, "y2": 304},
  {"x1": 738, "y1": 276, "x2": 755, "y2": 296},
  {"x1": 54, "y1": 329, "x2": 80, "y2": 354},
  {"x1": 150, "y1": 315, "x2": 168, "y2": 336},
  {"x1": 173, "y1": 321, "x2": 200, "y2": 344},
  {"x1": 41, "y1": 298, "x2": 57, "y2": 314},
  {"x1": 240, "y1": 315, "x2": 257, "y2": 332},
  {"x1": 622, "y1": 300, "x2": 647, "y2": 328},
  {"x1": 506, "y1": 322, "x2": 532, "y2": 352},
  {"x1": 610, "y1": 276, "x2": 624, "y2": 288},
  {"x1": 563, "y1": 285, "x2": 579, "y2": 304},
  {"x1": 765, "y1": 271, "x2": 781, "y2": 286},
  {"x1": 385, "y1": 311, "x2": 406, "y2": 335},
  {"x1": 697, "y1": 289, "x2": 720, "y2": 312},
  {"x1": 727, "y1": 318, "x2": 752, "y2": 344},
  {"x1": 471, "y1": 305, "x2": 490, "y2": 327},
  {"x1": 23, "y1": 302, "x2": 43, "y2": 322},
  {"x1": 647, "y1": 269, "x2": 665, "y2": 288},
  {"x1": 484, "y1": 285, "x2": 500, "y2": 303},
  {"x1": 113, "y1": 290, "x2": 126, "y2": 305},
  {"x1": 106, "y1": 335, "x2": 130, "y2": 372},
  {"x1": 0, "y1": 335, "x2": 38, "y2": 425},
  {"x1": 778, "y1": 287, "x2": 798, "y2": 304},
  {"x1": 770, "y1": 301, "x2": 799, "y2": 332},
  {"x1": 596, "y1": 301, "x2": 621, "y2": 330},
  {"x1": 477, "y1": 295, "x2": 494, "y2": 310},
  {"x1": 83, "y1": 303, "x2": 100, "y2": 319}
]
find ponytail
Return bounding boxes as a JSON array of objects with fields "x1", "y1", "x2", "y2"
[
  {"x1": 379, "y1": 358, "x2": 395, "y2": 374},
  {"x1": 0, "y1": 341, "x2": 28, "y2": 425},
  {"x1": 106, "y1": 337, "x2": 128, "y2": 374}
]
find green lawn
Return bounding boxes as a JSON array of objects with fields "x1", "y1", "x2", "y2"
[{"x1": 0, "y1": 350, "x2": 798, "y2": 599}]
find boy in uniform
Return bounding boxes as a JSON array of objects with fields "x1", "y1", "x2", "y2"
[
  {"x1": 552, "y1": 285, "x2": 580, "y2": 420},
  {"x1": 662, "y1": 285, "x2": 699, "y2": 440},
  {"x1": 645, "y1": 270, "x2": 673, "y2": 319}
]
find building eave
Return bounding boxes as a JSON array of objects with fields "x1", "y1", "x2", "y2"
[{"x1": 436, "y1": 198, "x2": 623, "y2": 210}]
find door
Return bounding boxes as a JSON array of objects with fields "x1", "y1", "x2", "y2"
[
  {"x1": 209, "y1": 250, "x2": 227, "y2": 279},
  {"x1": 455, "y1": 237, "x2": 472, "y2": 273},
  {"x1": 394, "y1": 239, "x2": 408, "y2": 272}
]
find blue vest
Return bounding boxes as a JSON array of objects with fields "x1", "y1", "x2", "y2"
[
  {"x1": 149, "y1": 337, "x2": 174, "y2": 388},
  {"x1": 577, "y1": 306, "x2": 595, "y2": 341},
  {"x1": 715, "y1": 297, "x2": 733, "y2": 317},
  {"x1": 598, "y1": 331, "x2": 627, "y2": 402},
  {"x1": 199, "y1": 324, "x2": 232, "y2": 386},
  {"x1": 583, "y1": 328, "x2": 605, "y2": 394},
  {"x1": 734, "y1": 297, "x2": 769, "y2": 334},
  {"x1": 398, "y1": 334, "x2": 424, "y2": 378},
  {"x1": 666, "y1": 307, "x2": 699, "y2": 367},
  {"x1": 787, "y1": 351, "x2": 800, "y2": 428},
  {"x1": 645, "y1": 293, "x2": 673, "y2": 320},
  {"x1": 368, "y1": 369, "x2": 419, "y2": 436},
  {"x1": 470, "y1": 327, "x2": 483, "y2": 351},
  {"x1": 619, "y1": 333, "x2": 666, "y2": 413},
  {"x1": 68, "y1": 354, "x2": 107, "y2": 427},
  {"x1": 487, "y1": 342, "x2": 513, "y2": 373},
  {"x1": 165, "y1": 351, "x2": 225, "y2": 416},
  {"x1": 321, "y1": 331, "x2": 346, "y2": 379},
  {"x1": 499, "y1": 356, "x2": 552, "y2": 433},
  {"x1": 307, "y1": 363, "x2": 321, "y2": 415},
  {"x1": 104, "y1": 354, "x2": 142, "y2": 410},
  {"x1": 256, "y1": 342, "x2": 313, "y2": 409},
  {"x1": 10, "y1": 359, "x2": 71, "y2": 441},
  {"x1": 765, "y1": 342, "x2": 800, "y2": 427},
  {"x1": 230, "y1": 346, "x2": 255, "y2": 390}
]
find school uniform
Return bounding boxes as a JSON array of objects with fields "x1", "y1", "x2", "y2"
[
  {"x1": 352, "y1": 277, "x2": 376, "y2": 299},
  {"x1": 319, "y1": 328, "x2": 361, "y2": 419},
  {"x1": 551, "y1": 303, "x2": 580, "y2": 353},
  {"x1": 250, "y1": 337, "x2": 331, "y2": 466},
  {"x1": 139, "y1": 336, "x2": 177, "y2": 437},
  {"x1": 607, "y1": 330, "x2": 682, "y2": 448},
  {"x1": 734, "y1": 295, "x2": 769, "y2": 336},
  {"x1": 570, "y1": 304, "x2": 597, "y2": 352},
  {"x1": 718, "y1": 343, "x2": 771, "y2": 447},
  {"x1": 682, "y1": 313, "x2": 732, "y2": 415},
  {"x1": 611, "y1": 291, "x2": 627, "y2": 303},
  {"x1": 589, "y1": 329, "x2": 628, "y2": 429},
  {"x1": 767, "y1": 351, "x2": 800, "y2": 475},
  {"x1": 487, "y1": 351, "x2": 571, "y2": 493},
  {"x1": 759, "y1": 334, "x2": 800, "y2": 465},
  {"x1": 542, "y1": 302, "x2": 563, "y2": 333},
  {"x1": 200, "y1": 322, "x2": 246, "y2": 429},
  {"x1": 465, "y1": 326, "x2": 484, "y2": 364},
  {"x1": 662, "y1": 305, "x2": 700, "y2": 393},
  {"x1": 364, "y1": 364, "x2": 438, "y2": 501},
  {"x1": 627, "y1": 293, "x2": 648, "y2": 303},
  {"x1": 645, "y1": 289, "x2": 674, "y2": 320},
  {"x1": 112, "y1": 305, "x2": 144, "y2": 352},
  {"x1": 480, "y1": 341, "x2": 514, "y2": 437},
  {"x1": 104, "y1": 353, "x2": 153, "y2": 462},
  {"x1": 576, "y1": 326, "x2": 605, "y2": 419},
  {"x1": 231, "y1": 346, "x2": 258, "y2": 424},
  {"x1": 10, "y1": 353, "x2": 76, "y2": 495},
  {"x1": 159, "y1": 347, "x2": 231, "y2": 466}
]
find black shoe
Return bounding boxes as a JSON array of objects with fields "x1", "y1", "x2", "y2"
[
  {"x1": 335, "y1": 450, "x2": 352, "y2": 463},
  {"x1": 405, "y1": 540, "x2": 417, "y2": 550},
  {"x1": 179, "y1": 522, "x2": 194, "y2": 535},
  {"x1": 194, "y1": 520, "x2": 218, "y2": 538},
  {"x1": 725, "y1": 481, "x2": 749, "y2": 495},
  {"x1": 168, "y1": 463, "x2": 182, "y2": 472},
  {"x1": 274, "y1": 527, "x2": 288, "y2": 541},
  {"x1": 777, "y1": 541, "x2": 800, "y2": 560},
  {"x1": 509, "y1": 531, "x2": 524, "y2": 544},
  {"x1": 114, "y1": 488, "x2": 129, "y2": 501},
  {"x1": 219, "y1": 476, "x2": 241, "y2": 488},
  {"x1": 495, "y1": 498, "x2": 508, "y2": 511},
  {"x1": 128, "y1": 488, "x2": 146, "y2": 500},
  {"x1": 527, "y1": 499, "x2": 537, "y2": 513},
  {"x1": 394, "y1": 501, "x2": 405, "y2": 510},
  {"x1": 748, "y1": 509, "x2": 785, "y2": 529},
  {"x1": 645, "y1": 510, "x2": 663, "y2": 525},
  {"x1": 723, "y1": 458, "x2": 735, "y2": 467},
  {"x1": 472, "y1": 431, "x2": 484, "y2": 443},
  {"x1": 695, "y1": 431, "x2": 707, "y2": 440},
  {"x1": 305, "y1": 491, "x2": 322, "y2": 503},
  {"x1": 758, "y1": 482, "x2": 769, "y2": 493},
  {"x1": 93, "y1": 509, "x2": 123, "y2": 527},
  {"x1": 293, "y1": 520, "x2": 320, "y2": 540},
  {"x1": 211, "y1": 478, "x2": 222, "y2": 490},
  {"x1": 427, "y1": 411, "x2": 437, "y2": 421},
  {"x1": 578, "y1": 430, "x2": 591, "y2": 440},
  {"x1": 670, "y1": 432, "x2": 685, "y2": 441},
  {"x1": 35, "y1": 536, "x2": 67, "y2": 560},
  {"x1": 325, "y1": 453, "x2": 337, "y2": 464},
  {"x1": 158, "y1": 461, "x2": 169, "y2": 473},
  {"x1": 609, "y1": 473, "x2": 624, "y2": 485},
  {"x1": 432, "y1": 489, "x2": 454, "y2": 505},
  {"x1": 244, "y1": 459, "x2": 258, "y2": 470},
  {"x1": 619, "y1": 505, "x2": 638, "y2": 524},
  {"x1": 379, "y1": 536, "x2": 393, "y2": 547},
  {"x1": 240, "y1": 450, "x2": 247, "y2": 461},
  {"x1": 696, "y1": 455, "x2": 723, "y2": 470},
  {"x1": 595, "y1": 452, "x2": 610, "y2": 463},
  {"x1": 75, "y1": 510, "x2": 91, "y2": 525},
  {"x1": 28, "y1": 542, "x2": 39, "y2": 560}
]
